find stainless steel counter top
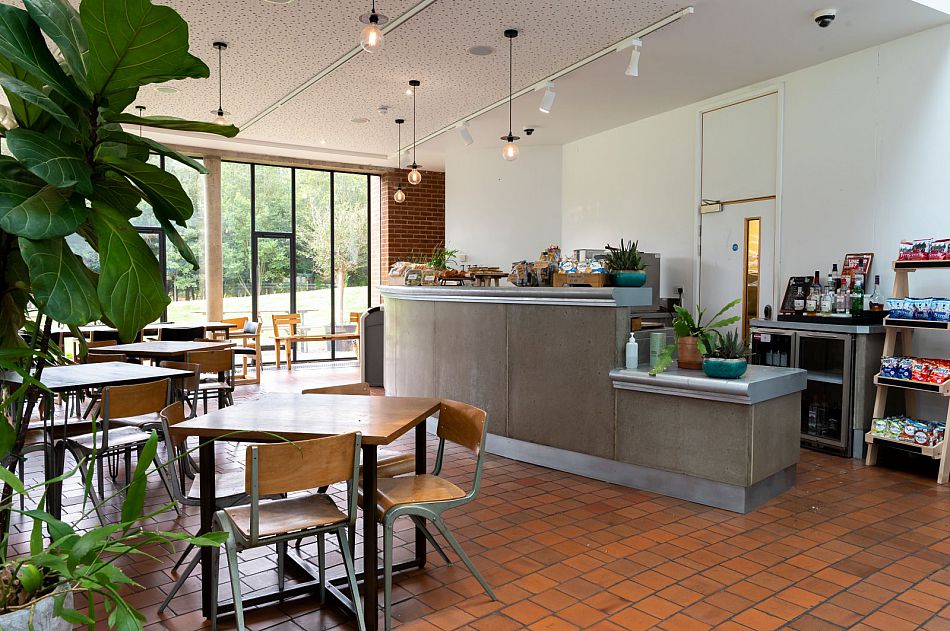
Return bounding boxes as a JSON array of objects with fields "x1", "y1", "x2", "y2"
[
  {"x1": 610, "y1": 365, "x2": 807, "y2": 405},
  {"x1": 380, "y1": 285, "x2": 653, "y2": 307},
  {"x1": 750, "y1": 318, "x2": 885, "y2": 334}
]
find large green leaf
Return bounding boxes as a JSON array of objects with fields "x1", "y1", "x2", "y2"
[
  {"x1": 23, "y1": 0, "x2": 89, "y2": 90},
  {"x1": 99, "y1": 128, "x2": 207, "y2": 174},
  {"x1": 19, "y1": 236, "x2": 100, "y2": 325},
  {"x1": 89, "y1": 171, "x2": 142, "y2": 217},
  {"x1": 107, "y1": 111, "x2": 239, "y2": 138},
  {"x1": 91, "y1": 203, "x2": 168, "y2": 339},
  {"x1": 0, "y1": 56, "x2": 44, "y2": 128},
  {"x1": 0, "y1": 73, "x2": 77, "y2": 131},
  {"x1": 80, "y1": 0, "x2": 209, "y2": 95},
  {"x1": 0, "y1": 5, "x2": 88, "y2": 105},
  {"x1": 0, "y1": 184, "x2": 87, "y2": 239},
  {"x1": 158, "y1": 216, "x2": 197, "y2": 268},
  {"x1": 99, "y1": 155, "x2": 192, "y2": 224},
  {"x1": 0, "y1": 240, "x2": 30, "y2": 348},
  {"x1": 120, "y1": 430, "x2": 157, "y2": 527},
  {"x1": 5, "y1": 128, "x2": 93, "y2": 194}
]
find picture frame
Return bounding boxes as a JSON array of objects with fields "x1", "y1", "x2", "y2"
[
  {"x1": 780, "y1": 276, "x2": 811, "y2": 314},
  {"x1": 842, "y1": 252, "x2": 873, "y2": 280}
]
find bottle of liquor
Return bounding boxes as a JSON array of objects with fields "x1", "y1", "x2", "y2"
[
  {"x1": 831, "y1": 263, "x2": 840, "y2": 289},
  {"x1": 835, "y1": 276, "x2": 851, "y2": 315},
  {"x1": 851, "y1": 274, "x2": 865, "y2": 315},
  {"x1": 868, "y1": 275, "x2": 885, "y2": 312},
  {"x1": 805, "y1": 271, "x2": 821, "y2": 315},
  {"x1": 793, "y1": 284, "x2": 806, "y2": 314}
]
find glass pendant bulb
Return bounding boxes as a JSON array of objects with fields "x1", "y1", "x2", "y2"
[
  {"x1": 394, "y1": 187, "x2": 406, "y2": 203},
  {"x1": 213, "y1": 108, "x2": 229, "y2": 126},
  {"x1": 408, "y1": 167, "x2": 422, "y2": 185},
  {"x1": 360, "y1": 21, "x2": 383, "y2": 52},
  {"x1": 502, "y1": 141, "x2": 519, "y2": 161}
]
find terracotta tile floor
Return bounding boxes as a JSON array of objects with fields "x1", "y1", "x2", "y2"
[{"x1": 13, "y1": 362, "x2": 950, "y2": 630}]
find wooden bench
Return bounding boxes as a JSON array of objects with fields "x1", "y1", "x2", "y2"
[{"x1": 272, "y1": 314, "x2": 359, "y2": 370}]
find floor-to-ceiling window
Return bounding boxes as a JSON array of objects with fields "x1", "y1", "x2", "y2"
[{"x1": 221, "y1": 160, "x2": 376, "y2": 362}]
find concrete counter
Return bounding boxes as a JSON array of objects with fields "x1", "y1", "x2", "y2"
[{"x1": 383, "y1": 287, "x2": 805, "y2": 513}]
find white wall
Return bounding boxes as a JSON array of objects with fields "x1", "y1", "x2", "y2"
[{"x1": 444, "y1": 146, "x2": 562, "y2": 270}]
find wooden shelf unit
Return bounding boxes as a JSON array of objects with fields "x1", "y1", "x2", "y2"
[{"x1": 865, "y1": 261, "x2": 950, "y2": 483}]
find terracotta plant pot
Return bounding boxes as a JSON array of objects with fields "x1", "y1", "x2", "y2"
[{"x1": 676, "y1": 336, "x2": 704, "y2": 370}]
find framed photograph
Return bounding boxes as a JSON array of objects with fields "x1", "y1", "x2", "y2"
[
  {"x1": 404, "y1": 269, "x2": 423, "y2": 286},
  {"x1": 780, "y1": 276, "x2": 811, "y2": 314},
  {"x1": 842, "y1": 252, "x2": 873, "y2": 279}
]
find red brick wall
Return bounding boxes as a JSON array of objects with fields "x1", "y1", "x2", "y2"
[{"x1": 380, "y1": 168, "x2": 445, "y2": 280}]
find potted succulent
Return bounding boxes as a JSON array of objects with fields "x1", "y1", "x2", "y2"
[
  {"x1": 0, "y1": 0, "x2": 236, "y2": 626},
  {"x1": 604, "y1": 240, "x2": 647, "y2": 287},
  {"x1": 702, "y1": 328, "x2": 750, "y2": 379},
  {"x1": 651, "y1": 298, "x2": 741, "y2": 373}
]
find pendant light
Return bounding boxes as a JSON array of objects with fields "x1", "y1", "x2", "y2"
[
  {"x1": 134, "y1": 105, "x2": 146, "y2": 136},
  {"x1": 500, "y1": 29, "x2": 520, "y2": 161},
  {"x1": 407, "y1": 79, "x2": 422, "y2": 185},
  {"x1": 211, "y1": 42, "x2": 230, "y2": 125},
  {"x1": 358, "y1": 0, "x2": 388, "y2": 52},
  {"x1": 394, "y1": 119, "x2": 406, "y2": 203}
]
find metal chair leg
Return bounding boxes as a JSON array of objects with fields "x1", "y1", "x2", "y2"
[
  {"x1": 383, "y1": 518, "x2": 394, "y2": 631},
  {"x1": 172, "y1": 543, "x2": 195, "y2": 572},
  {"x1": 158, "y1": 550, "x2": 200, "y2": 613},
  {"x1": 432, "y1": 517, "x2": 496, "y2": 600},
  {"x1": 317, "y1": 532, "x2": 326, "y2": 604},
  {"x1": 276, "y1": 541, "x2": 287, "y2": 593},
  {"x1": 224, "y1": 535, "x2": 244, "y2": 631},
  {"x1": 209, "y1": 539, "x2": 221, "y2": 631},
  {"x1": 409, "y1": 515, "x2": 451, "y2": 564},
  {"x1": 337, "y1": 528, "x2": 366, "y2": 631}
]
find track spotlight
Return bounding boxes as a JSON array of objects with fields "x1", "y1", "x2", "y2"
[
  {"x1": 539, "y1": 81, "x2": 556, "y2": 114},
  {"x1": 624, "y1": 39, "x2": 642, "y2": 77},
  {"x1": 458, "y1": 122, "x2": 474, "y2": 146}
]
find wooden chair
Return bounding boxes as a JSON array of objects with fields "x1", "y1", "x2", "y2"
[
  {"x1": 156, "y1": 402, "x2": 251, "y2": 615},
  {"x1": 159, "y1": 325, "x2": 206, "y2": 342},
  {"x1": 232, "y1": 320, "x2": 262, "y2": 385},
  {"x1": 218, "y1": 317, "x2": 248, "y2": 341},
  {"x1": 210, "y1": 434, "x2": 366, "y2": 631},
  {"x1": 185, "y1": 348, "x2": 235, "y2": 413},
  {"x1": 158, "y1": 361, "x2": 200, "y2": 419},
  {"x1": 60, "y1": 379, "x2": 178, "y2": 524},
  {"x1": 272, "y1": 313, "x2": 360, "y2": 370},
  {"x1": 349, "y1": 311, "x2": 363, "y2": 361},
  {"x1": 363, "y1": 400, "x2": 496, "y2": 630}
]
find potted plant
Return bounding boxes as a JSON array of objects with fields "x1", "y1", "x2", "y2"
[
  {"x1": 651, "y1": 298, "x2": 741, "y2": 373},
  {"x1": 702, "y1": 328, "x2": 750, "y2": 379},
  {"x1": 0, "y1": 0, "x2": 236, "y2": 626},
  {"x1": 604, "y1": 239, "x2": 647, "y2": 287},
  {"x1": 427, "y1": 245, "x2": 459, "y2": 271}
]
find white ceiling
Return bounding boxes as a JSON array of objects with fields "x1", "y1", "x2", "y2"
[{"x1": 3, "y1": 0, "x2": 950, "y2": 169}]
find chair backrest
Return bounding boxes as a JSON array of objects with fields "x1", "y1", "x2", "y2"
[
  {"x1": 87, "y1": 340, "x2": 117, "y2": 349},
  {"x1": 86, "y1": 352, "x2": 125, "y2": 364},
  {"x1": 159, "y1": 325, "x2": 206, "y2": 342},
  {"x1": 159, "y1": 360, "x2": 200, "y2": 390},
  {"x1": 160, "y1": 400, "x2": 187, "y2": 427},
  {"x1": 349, "y1": 311, "x2": 362, "y2": 324},
  {"x1": 83, "y1": 340, "x2": 117, "y2": 364},
  {"x1": 185, "y1": 348, "x2": 234, "y2": 375},
  {"x1": 101, "y1": 379, "x2": 170, "y2": 422},
  {"x1": 158, "y1": 402, "x2": 188, "y2": 503},
  {"x1": 437, "y1": 400, "x2": 487, "y2": 456},
  {"x1": 301, "y1": 382, "x2": 371, "y2": 396},
  {"x1": 222, "y1": 317, "x2": 247, "y2": 331},
  {"x1": 272, "y1": 313, "x2": 301, "y2": 338},
  {"x1": 245, "y1": 433, "x2": 361, "y2": 542}
]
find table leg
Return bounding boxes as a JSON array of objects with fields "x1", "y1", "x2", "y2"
[
  {"x1": 415, "y1": 423, "x2": 426, "y2": 568},
  {"x1": 199, "y1": 439, "x2": 217, "y2": 618},
  {"x1": 361, "y1": 444, "x2": 378, "y2": 631}
]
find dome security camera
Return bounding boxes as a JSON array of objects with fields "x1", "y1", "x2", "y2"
[
  {"x1": 523, "y1": 127, "x2": 535, "y2": 136},
  {"x1": 813, "y1": 8, "x2": 836, "y2": 28}
]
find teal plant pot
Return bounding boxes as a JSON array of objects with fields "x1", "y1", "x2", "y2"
[
  {"x1": 612, "y1": 271, "x2": 647, "y2": 287},
  {"x1": 703, "y1": 358, "x2": 748, "y2": 379}
]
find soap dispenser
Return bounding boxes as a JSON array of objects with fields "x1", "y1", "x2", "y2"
[{"x1": 625, "y1": 332, "x2": 639, "y2": 370}]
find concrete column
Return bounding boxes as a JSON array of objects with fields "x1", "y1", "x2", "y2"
[{"x1": 203, "y1": 156, "x2": 223, "y2": 320}]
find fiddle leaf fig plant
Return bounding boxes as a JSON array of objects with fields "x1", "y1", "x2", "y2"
[{"x1": 0, "y1": 0, "x2": 237, "y2": 626}]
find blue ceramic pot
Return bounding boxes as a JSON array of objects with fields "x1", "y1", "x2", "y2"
[
  {"x1": 613, "y1": 271, "x2": 647, "y2": 287},
  {"x1": 703, "y1": 358, "x2": 748, "y2": 379}
]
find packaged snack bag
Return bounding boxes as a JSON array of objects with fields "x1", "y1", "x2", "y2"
[
  {"x1": 933, "y1": 423, "x2": 946, "y2": 444},
  {"x1": 888, "y1": 418, "x2": 905, "y2": 438},
  {"x1": 902, "y1": 420, "x2": 918, "y2": 441},
  {"x1": 931, "y1": 299, "x2": 950, "y2": 322},
  {"x1": 872, "y1": 418, "x2": 889, "y2": 435},
  {"x1": 909, "y1": 298, "x2": 934, "y2": 320},
  {"x1": 898, "y1": 357, "x2": 914, "y2": 380},
  {"x1": 930, "y1": 363, "x2": 950, "y2": 385},
  {"x1": 912, "y1": 238, "x2": 933, "y2": 260},
  {"x1": 912, "y1": 359, "x2": 934, "y2": 383},
  {"x1": 930, "y1": 239, "x2": 950, "y2": 261},
  {"x1": 886, "y1": 298, "x2": 911, "y2": 319},
  {"x1": 898, "y1": 241, "x2": 915, "y2": 261},
  {"x1": 880, "y1": 356, "x2": 898, "y2": 378},
  {"x1": 913, "y1": 423, "x2": 933, "y2": 446}
]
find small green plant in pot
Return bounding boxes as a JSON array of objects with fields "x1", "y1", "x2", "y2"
[
  {"x1": 604, "y1": 239, "x2": 647, "y2": 287},
  {"x1": 651, "y1": 298, "x2": 741, "y2": 374},
  {"x1": 702, "y1": 328, "x2": 750, "y2": 379}
]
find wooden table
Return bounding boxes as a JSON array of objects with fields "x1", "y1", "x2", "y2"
[
  {"x1": 144, "y1": 321, "x2": 234, "y2": 338},
  {"x1": 92, "y1": 340, "x2": 232, "y2": 360},
  {"x1": 2, "y1": 362, "x2": 193, "y2": 517},
  {"x1": 169, "y1": 393, "x2": 442, "y2": 631}
]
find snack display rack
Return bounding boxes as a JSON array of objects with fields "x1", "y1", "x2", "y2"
[{"x1": 865, "y1": 260, "x2": 950, "y2": 483}]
